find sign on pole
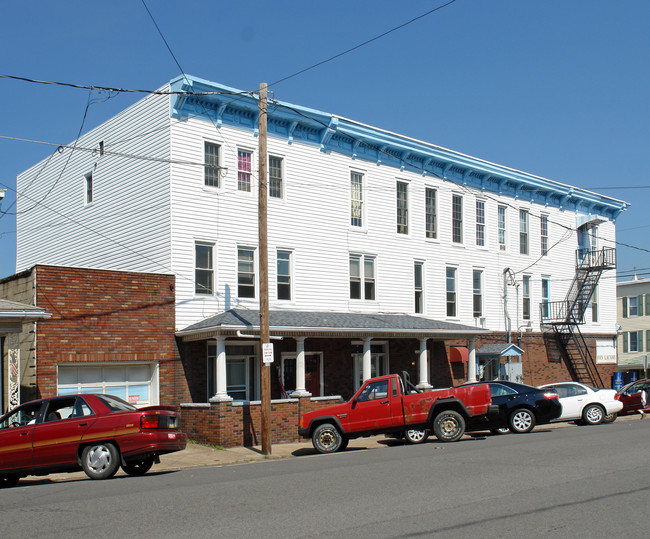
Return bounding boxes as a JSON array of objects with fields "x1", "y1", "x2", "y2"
[{"x1": 263, "y1": 342, "x2": 274, "y2": 364}]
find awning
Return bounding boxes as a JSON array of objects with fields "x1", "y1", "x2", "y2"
[{"x1": 449, "y1": 346, "x2": 469, "y2": 363}]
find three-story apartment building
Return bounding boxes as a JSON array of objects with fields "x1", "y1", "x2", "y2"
[{"x1": 15, "y1": 75, "x2": 628, "y2": 415}]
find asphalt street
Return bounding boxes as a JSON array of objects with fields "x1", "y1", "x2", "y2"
[{"x1": 1, "y1": 418, "x2": 648, "y2": 538}]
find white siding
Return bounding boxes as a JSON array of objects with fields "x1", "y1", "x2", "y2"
[{"x1": 16, "y1": 92, "x2": 172, "y2": 274}]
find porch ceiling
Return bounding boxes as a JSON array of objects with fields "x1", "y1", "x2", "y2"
[{"x1": 177, "y1": 308, "x2": 490, "y2": 342}]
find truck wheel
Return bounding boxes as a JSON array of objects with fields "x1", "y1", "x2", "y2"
[
  {"x1": 432, "y1": 410, "x2": 465, "y2": 442},
  {"x1": 404, "y1": 429, "x2": 429, "y2": 444},
  {"x1": 312, "y1": 423, "x2": 344, "y2": 454}
]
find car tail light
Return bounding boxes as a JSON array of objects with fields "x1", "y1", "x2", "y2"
[
  {"x1": 141, "y1": 415, "x2": 160, "y2": 429},
  {"x1": 615, "y1": 394, "x2": 621, "y2": 401},
  {"x1": 543, "y1": 392, "x2": 559, "y2": 400}
]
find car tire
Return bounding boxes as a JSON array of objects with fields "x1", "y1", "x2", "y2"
[
  {"x1": 312, "y1": 423, "x2": 344, "y2": 454},
  {"x1": 602, "y1": 412, "x2": 617, "y2": 424},
  {"x1": 81, "y1": 442, "x2": 121, "y2": 480},
  {"x1": 582, "y1": 404, "x2": 605, "y2": 425},
  {"x1": 122, "y1": 455, "x2": 155, "y2": 476},
  {"x1": 509, "y1": 408, "x2": 536, "y2": 433},
  {"x1": 0, "y1": 475, "x2": 20, "y2": 488},
  {"x1": 404, "y1": 428, "x2": 429, "y2": 444},
  {"x1": 490, "y1": 427, "x2": 510, "y2": 435},
  {"x1": 432, "y1": 410, "x2": 465, "y2": 442}
]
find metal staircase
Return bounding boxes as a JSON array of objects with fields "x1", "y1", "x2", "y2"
[{"x1": 541, "y1": 247, "x2": 616, "y2": 387}]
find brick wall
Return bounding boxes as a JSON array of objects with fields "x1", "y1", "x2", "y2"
[
  {"x1": 180, "y1": 396, "x2": 342, "y2": 447},
  {"x1": 32, "y1": 265, "x2": 189, "y2": 403}
]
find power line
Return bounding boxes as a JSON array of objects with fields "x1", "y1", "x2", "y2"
[{"x1": 268, "y1": 0, "x2": 458, "y2": 87}]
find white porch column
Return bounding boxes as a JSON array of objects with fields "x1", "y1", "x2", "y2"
[
  {"x1": 468, "y1": 337, "x2": 477, "y2": 383},
  {"x1": 211, "y1": 336, "x2": 232, "y2": 402},
  {"x1": 416, "y1": 338, "x2": 432, "y2": 390},
  {"x1": 291, "y1": 337, "x2": 311, "y2": 397},
  {"x1": 362, "y1": 337, "x2": 372, "y2": 382}
]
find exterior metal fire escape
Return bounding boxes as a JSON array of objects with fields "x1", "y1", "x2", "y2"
[{"x1": 541, "y1": 247, "x2": 616, "y2": 387}]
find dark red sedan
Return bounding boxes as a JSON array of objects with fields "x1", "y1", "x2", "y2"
[
  {"x1": 0, "y1": 394, "x2": 186, "y2": 487},
  {"x1": 616, "y1": 378, "x2": 650, "y2": 415}
]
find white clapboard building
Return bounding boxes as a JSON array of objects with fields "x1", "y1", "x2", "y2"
[{"x1": 16, "y1": 75, "x2": 628, "y2": 405}]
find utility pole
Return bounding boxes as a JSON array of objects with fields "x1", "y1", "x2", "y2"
[{"x1": 258, "y1": 82, "x2": 272, "y2": 456}]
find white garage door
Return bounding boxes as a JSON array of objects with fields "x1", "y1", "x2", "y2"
[{"x1": 57, "y1": 363, "x2": 159, "y2": 406}]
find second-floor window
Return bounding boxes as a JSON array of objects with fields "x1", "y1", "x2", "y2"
[
  {"x1": 446, "y1": 267, "x2": 457, "y2": 317},
  {"x1": 269, "y1": 156, "x2": 283, "y2": 198},
  {"x1": 520, "y1": 210, "x2": 529, "y2": 255},
  {"x1": 498, "y1": 205, "x2": 507, "y2": 250},
  {"x1": 414, "y1": 262, "x2": 424, "y2": 314},
  {"x1": 195, "y1": 242, "x2": 214, "y2": 295},
  {"x1": 396, "y1": 181, "x2": 408, "y2": 234},
  {"x1": 277, "y1": 250, "x2": 292, "y2": 300},
  {"x1": 591, "y1": 285, "x2": 598, "y2": 323},
  {"x1": 540, "y1": 214, "x2": 549, "y2": 256},
  {"x1": 473, "y1": 269, "x2": 483, "y2": 318},
  {"x1": 522, "y1": 275, "x2": 531, "y2": 320},
  {"x1": 84, "y1": 172, "x2": 93, "y2": 205},
  {"x1": 237, "y1": 150, "x2": 252, "y2": 192},
  {"x1": 204, "y1": 142, "x2": 220, "y2": 187},
  {"x1": 351, "y1": 171, "x2": 363, "y2": 227},
  {"x1": 238, "y1": 248, "x2": 255, "y2": 298},
  {"x1": 476, "y1": 200, "x2": 485, "y2": 247},
  {"x1": 350, "y1": 254, "x2": 375, "y2": 300},
  {"x1": 622, "y1": 295, "x2": 643, "y2": 317},
  {"x1": 425, "y1": 188, "x2": 437, "y2": 239},
  {"x1": 541, "y1": 276, "x2": 550, "y2": 319},
  {"x1": 452, "y1": 195, "x2": 463, "y2": 244},
  {"x1": 623, "y1": 331, "x2": 643, "y2": 353}
]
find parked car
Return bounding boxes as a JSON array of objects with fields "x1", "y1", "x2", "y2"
[
  {"x1": 0, "y1": 394, "x2": 186, "y2": 487},
  {"x1": 615, "y1": 378, "x2": 650, "y2": 415},
  {"x1": 462, "y1": 381, "x2": 562, "y2": 434},
  {"x1": 538, "y1": 382, "x2": 622, "y2": 424}
]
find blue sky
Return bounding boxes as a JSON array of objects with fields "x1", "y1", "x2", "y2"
[{"x1": 1, "y1": 0, "x2": 648, "y2": 281}]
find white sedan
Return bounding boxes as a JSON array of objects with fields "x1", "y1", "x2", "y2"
[{"x1": 538, "y1": 382, "x2": 623, "y2": 425}]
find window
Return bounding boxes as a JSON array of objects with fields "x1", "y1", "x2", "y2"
[
  {"x1": 269, "y1": 155, "x2": 283, "y2": 198},
  {"x1": 425, "y1": 188, "x2": 437, "y2": 239},
  {"x1": 195, "y1": 242, "x2": 214, "y2": 295},
  {"x1": 277, "y1": 250, "x2": 292, "y2": 301},
  {"x1": 238, "y1": 248, "x2": 256, "y2": 298},
  {"x1": 624, "y1": 331, "x2": 643, "y2": 353},
  {"x1": 84, "y1": 172, "x2": 93, "y2": 205},
  {"x1": 414, "y1": 262, "x2": 424, "y2": 314},
  {"x1": 623, "y1": 296, "x2": 641, "y2": 318},
  {"x1": 476, "y1": 200, "x2": 485, "y2": 247},
  {"x1": 350, "y1": 254, "x2": 375, "y2": 300},
  {"x1": 204, "y1": 142, "x2": 221, "y2": 187},
  {"x1": 396, "y1": 181, "x2": 408, "y2": 234},
  {"x1": 591, "y1": 285, "x2": 598, "y2": 323},
  {"x1": 522, "y1": 275, "x2": 531, "y2": 320},
  {"x1": 473, "y1": 270, "x2": 483, "y2": 318},
  {"x1": 237, "y1": 150, "x2": 252, "y2": 192},
  {"x1": 541, "y1": 276, "x2": 551, "y2": 320},
  {"x1": 357, "y1": 380, "x2": 389, "y2": 402},
  {"x1": 498, "y1": 206, "x2": 507, "y2": 250},
  {"x1": 446, "y1": 267, "x2": 457, "y2": 317},
  {"x1": 540, "y1": 214, "x2": 549, "y2": 256},
  {"x1": 452, "y1": 195, "x2": 463, "y2": 244},
  {"x1": 520, "y1": 210, "x2": 529, "y2": 255},
  {"x1": 350, "y1": 171, "x2": 363, "y2": 227}
]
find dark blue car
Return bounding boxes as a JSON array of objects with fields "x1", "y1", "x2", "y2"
[{"x1": 463, "y1": 381, "x2": 562, "y2": 434}]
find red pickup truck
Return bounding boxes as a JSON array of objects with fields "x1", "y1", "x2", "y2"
[{"x1": 299, "y1": 373, "x2": 494, "y2": 453}]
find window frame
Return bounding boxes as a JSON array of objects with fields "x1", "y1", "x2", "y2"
[
  {"x1": 195, "y1": 242, "x2": 215, "y2": 295},
  {"x1": 84, "y1": 172, "x2": 93, "y2": 205},
  {"x1": 540, "y1": 214, "x2": 549, "y2": 256},
  {"x1": 452, "y1": 194, "x2": 463, "y2": 244},
  {"x1": 446, "y1": 266, "x2": 457, "y2": 317},
  {"x1": 498, "y1": 205, "x2": 507, "y2": 251},
  {"x1": 204, "y1": 141, "x2": 221, "y2": 188},
  {"x1": 237, "y1": 149, "x2": 253, "y2": 192},
  {"x1": 276, "y1": 249, "x2": 292, "y2": 301},
  {"x1": 425, "y1": 187, "x2": 437, "y2": 239},
  {"x1": 475, "y1": 200, "x2": 485, "y2": 247},
  {"x1": 269, "y1": 155, "x2": 283, "y2": 199},
  {"x1": 396, "y1": 181, "x2": 409, "y2": 234},
  {"x1": 541, "y1": 276, "x2": 551, "y2": 320},
  {"x1": 350, "y1": 254, "x2": 376, "y2": 301},
  {"x1": 472, "y1": 269, "x2": 483, "y2": 318},
  {"x1": 414, "y1": 261, "x2": 424, "y2": 314},
  {"x1": 237, "y1": 247, "x2": 256, "y2": 299},
  {"x1": 522, "y1": 275, "x2": 531, "y2": 321},
  {"x1": 519, "y1": 209, "x2": 529, "y2": 255},
  {"x1": 350, "y1": 171, "x2": 364, "y2": 228}
]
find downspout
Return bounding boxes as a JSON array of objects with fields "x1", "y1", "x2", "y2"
[{"x1": 503, "y1": 268, "x2": 515, "y2": 344}]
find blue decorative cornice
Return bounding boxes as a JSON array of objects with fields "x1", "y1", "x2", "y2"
[{"x1": 169, "y1": 75, "x2": 629, "y2": 221}]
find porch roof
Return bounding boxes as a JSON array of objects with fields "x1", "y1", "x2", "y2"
[
  {"x1": 476, "y1": 343, "x2": 525, "y2": 357},
  {"x1": 177, "y1": 308, "x2": 490, "y2": 341},
  {"x1": 0, "y1": 299, "x2": 51, "y2": 320}
]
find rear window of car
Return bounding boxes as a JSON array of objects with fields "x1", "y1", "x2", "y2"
[{"x1": 96, "y1": 394, "x2": 137, "y2": 412}]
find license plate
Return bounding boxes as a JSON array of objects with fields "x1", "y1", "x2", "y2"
[{"x1": 168, "y1": 433, "x2": 177, "y2": 439}]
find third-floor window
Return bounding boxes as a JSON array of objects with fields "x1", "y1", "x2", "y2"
[
  {"x1": 396, "y1": 181, "x2": 408, "y2": 234},
  {"x1": 350, "y1": 171, "x2": 363, "y2": 227},
  {"x1": 452, "y1": 195, "x2": 463, "y2": 244}
]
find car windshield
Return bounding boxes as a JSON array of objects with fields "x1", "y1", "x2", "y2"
[{"x1": 96, "y1": 394, "x2": 137, "y2": 412}]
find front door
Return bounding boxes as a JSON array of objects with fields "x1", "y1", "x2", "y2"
[
  {"x1": 347, "y1": 378, "x2": 394, "y2": 433},
  {"x1": 305, "y1": 354, "x2": 321, "y2": 396}
]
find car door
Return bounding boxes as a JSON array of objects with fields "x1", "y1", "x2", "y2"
[
  {"x1": 554, "y1": 384, "x2": 584, "y2": 420},
  {"x1": 346, "y1": 379, "x2": 394, "y2": 433},
  {"x1": 619, "y1": 381, "x2": 644, "y2": 413},
  {"x1": 0, "y1": 402, "x2": 43, "y2": 471},
  {"x1": 487, "y1": 383, "x2": 520, "y2": 428},
  {"x1": 32, "y1": 397, "x2": 95, "y2": 467}
]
